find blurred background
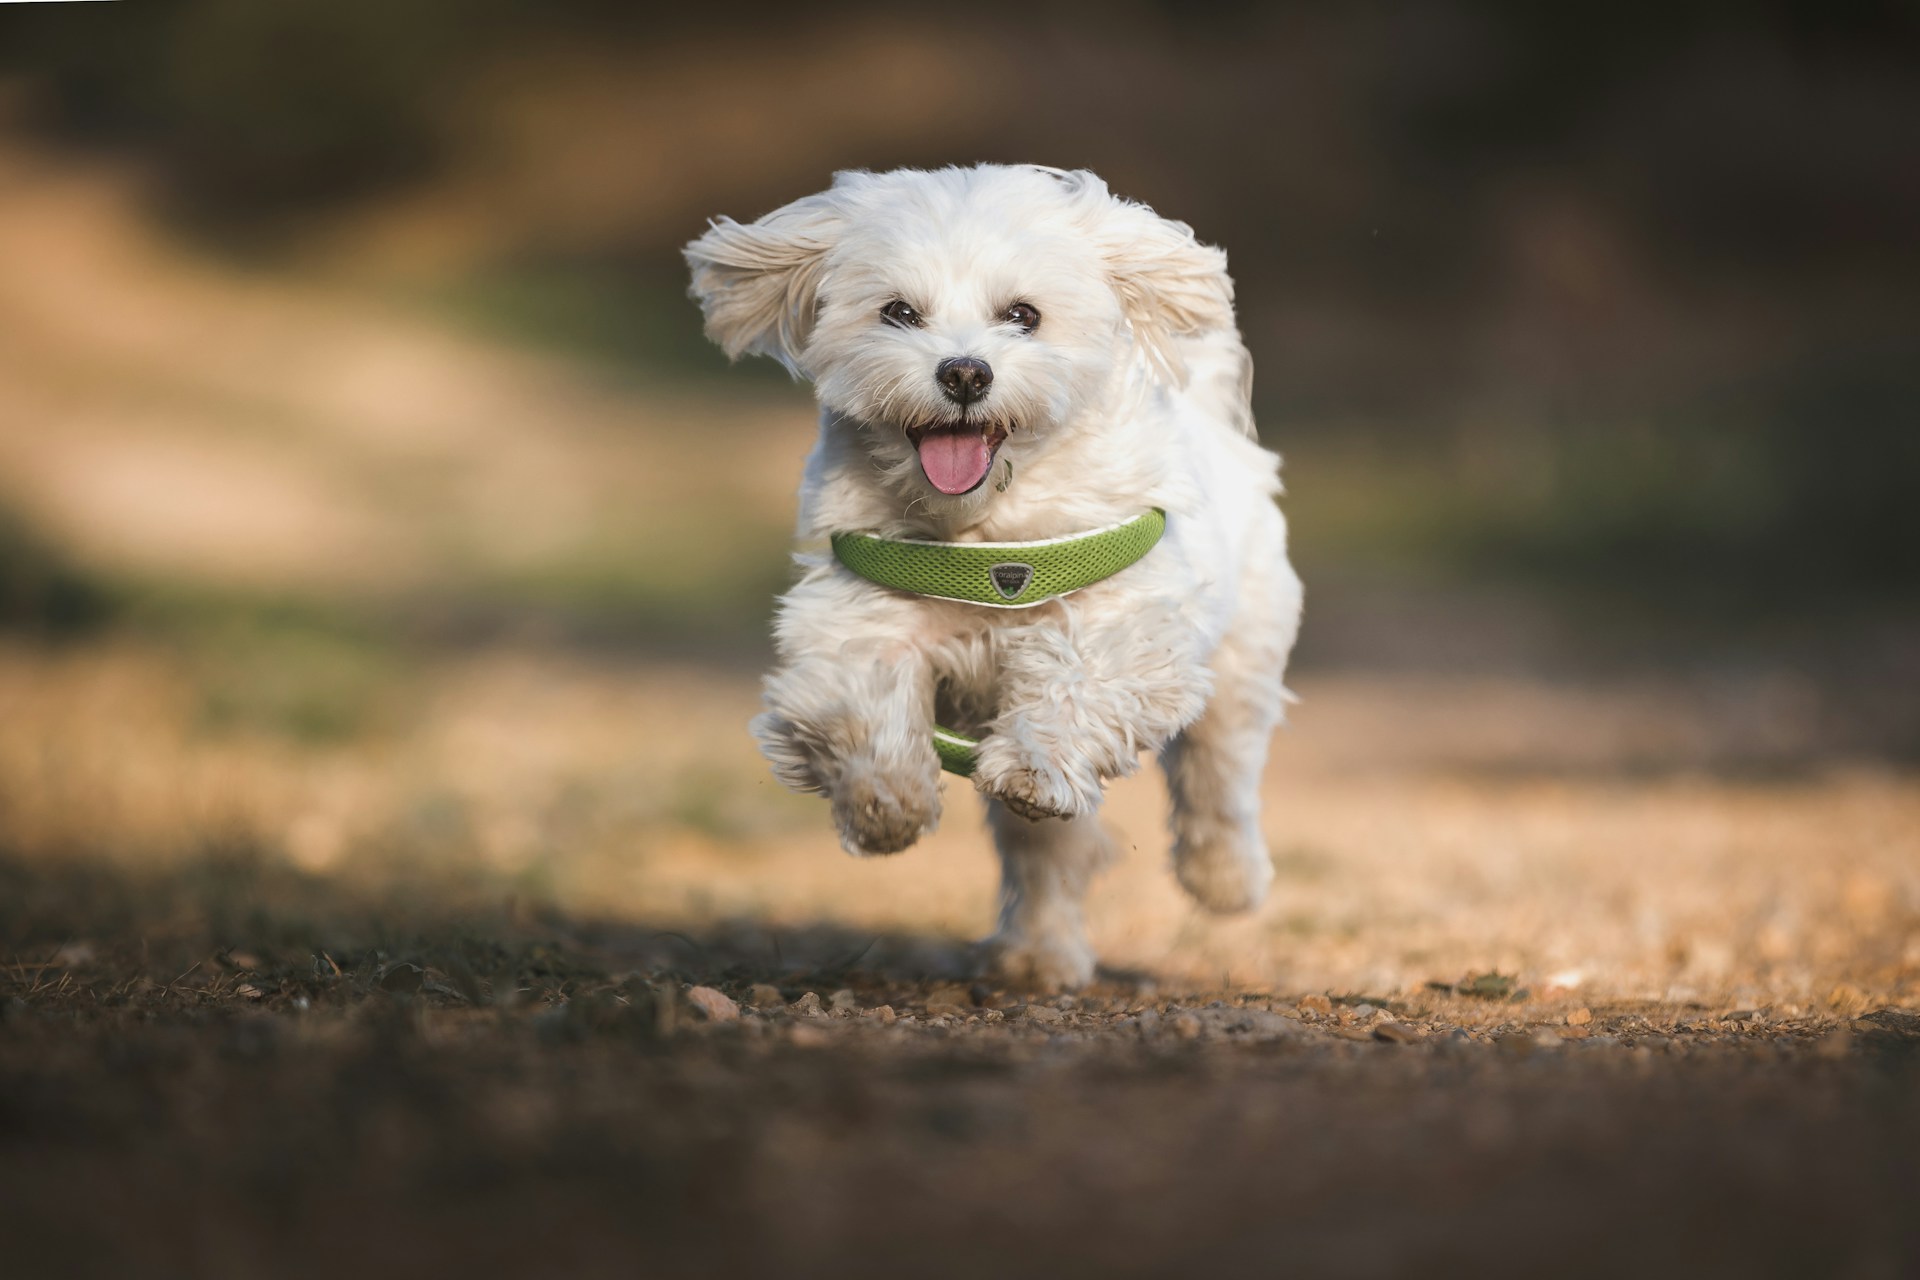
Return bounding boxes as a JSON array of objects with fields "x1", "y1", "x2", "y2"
[{"x1": 0, "y1": 1, "x2": 1915, "y2": 997}]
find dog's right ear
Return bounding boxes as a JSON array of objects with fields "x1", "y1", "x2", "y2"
[{"x1": 684, "y1": 192, "x2": 842, "y2": 374}]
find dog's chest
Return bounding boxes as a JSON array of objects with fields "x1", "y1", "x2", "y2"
[{"x1": 920, "y1": 603, "x2": 1042, "y2": 731}]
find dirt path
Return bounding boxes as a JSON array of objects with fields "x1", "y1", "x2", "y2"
[{"x1": 2, "y1": 853, "x2": 1917, "y2": 1280}]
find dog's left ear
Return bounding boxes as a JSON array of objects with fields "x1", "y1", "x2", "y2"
[
  {"x1": 684, "y1": 191, "x2": 843, "y2": 374},
  {"x1": 1089, "y1": 195, "x2": 1237, "y2": 384}
]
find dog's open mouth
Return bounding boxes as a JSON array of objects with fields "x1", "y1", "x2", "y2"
[{"x1": 905, "y1": 421, "x2": 1011, "y2": 495}]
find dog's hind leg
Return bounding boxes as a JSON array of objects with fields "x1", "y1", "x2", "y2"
[
  {"x1": 1161, "y1": 556, "x2": 1301, "y2": 913},
  {"x1": 981, "y1": 798, "x2": 1117, "y2": 990}
]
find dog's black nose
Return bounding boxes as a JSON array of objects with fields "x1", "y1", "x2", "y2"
[{"x1": 936, "y1": 356, "x2": 993, "y2": 406}]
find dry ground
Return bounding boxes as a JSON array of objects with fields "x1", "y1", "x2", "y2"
[{"x1": 1, "y1": 145, "x2": 1917, "y2": 1278}]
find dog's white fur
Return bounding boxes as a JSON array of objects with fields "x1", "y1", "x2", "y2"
[{"x1": 686, "y1": 165, "x2": 1302, "y2": 989}]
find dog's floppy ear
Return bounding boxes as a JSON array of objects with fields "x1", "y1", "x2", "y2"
[
  {"x1": 1064, "y1": 171, "x2": 1237, "y2": 384},
  {"x1": 684, "y1": 191, "x2": 843, "y2": 374}
]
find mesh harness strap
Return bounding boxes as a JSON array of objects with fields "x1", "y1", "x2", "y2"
[
  {"x1": 829, "y1": 509, "x2": 1166, "y2": 609},
  {"x1": 828, "y1": 510, "x2": 1167, "y2": 775}
]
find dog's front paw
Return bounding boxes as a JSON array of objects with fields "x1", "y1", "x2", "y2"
[
  {"x1": 971, "y1": 736, "x2": 1102, "y2": 822},
  {"x1": 981, "y1": 929, "x2": 1096, "y2": 992},
  {"x1": 829, "y1": 756, "x2": 942, "y2": 858}
]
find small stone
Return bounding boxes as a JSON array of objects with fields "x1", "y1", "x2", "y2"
[
  {"x1": 1532, "y1": 1028, "x2": 1564, "y2": 1049},
  {"x1": 1565, "y1": 1007, "x2": 1593, "y2": 1026},
  {"x1": 1349, "y1": 1003, "x2": 1377, "y2": 1020},
  {"x1": 745, "y1": 983, "x2": 784, "y2": 1009},
  {"x1": 1297, "y1": 994, "x2": 1333, "y2": 1016},
  {"x1": 864, "y1": 1004, "x2": 897, "y2": 1024},
  {"x1": 1170, "y1": 1011, "x2": 1203, "y2": 1040},
  {"x1": 1372, "y1": 1021, "x2": 1422, "y2": 1045},
  {"x1": 828, "y1": 988, "x2": 860, "y2": 1014},
  {"x1": 788, "y1": 1023, "x2": 830, "y2": 1047},
  {"x1": 1014, "y1": 1003, "x2": 1063, "y2": 1024},
  {"x1": 789, "y1": 991, "x2": 824, "y2": 1017},
  {"x1": 926, "y1": 1001, "x2": 969, "y2": 1018},
  {"x1": 980, "y1": 1008, "x2": 1004, "y2": 1023},
  {"x1": 1725, "y1": 1008, "x2": 1764, "y2": 1023},
  {"x1": 684, "y1": 985, "x2": 739, "y2": 1022}
]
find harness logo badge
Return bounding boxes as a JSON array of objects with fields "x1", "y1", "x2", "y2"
[{"x1": 989, "y1": 562, "x2": 1034, "y2": 600}]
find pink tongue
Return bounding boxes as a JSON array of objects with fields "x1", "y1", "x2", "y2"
[{"x1": 915, "y1": 425, "x2": 993, "y2": 494}]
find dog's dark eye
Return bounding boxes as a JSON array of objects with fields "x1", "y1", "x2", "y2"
[
  {"x1": 881, "y1": 300, "x2": 923, "y2": 328},
  {"x1": 1004, "y1": 302, "x2": 1040, "y2": 333}
]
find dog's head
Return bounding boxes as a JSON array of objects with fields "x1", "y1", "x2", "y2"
[{"x1": 684, "y1": 165, "x2": 1234, "y2": 502}]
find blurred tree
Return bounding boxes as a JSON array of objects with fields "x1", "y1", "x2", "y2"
[
  {"x1": 0, "y1": 505, "x2": 108, "y2": 636},
  {"x1": 155, "y1": 0, "x2": 459, "y2": 212},
  {"x1": 5, "y1": 0, "x2": 463, "y2": 215},
  {"x1": 1, "y1": 0, "x2": 1913, "y2": 609}
]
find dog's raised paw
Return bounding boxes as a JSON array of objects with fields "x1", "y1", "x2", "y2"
[
  {"x1": 971, "y1": 743, "x2": 1097, "y2": 822},
  {"x1": 997, "y1": 785, "x2": 1073, "y2": 823},
  {"x1": 831, "y1": 768, "x2": 941, "y2": 858},
  {"x1": 977, "y1": 769, "x2": 1077, "y2": 821}
]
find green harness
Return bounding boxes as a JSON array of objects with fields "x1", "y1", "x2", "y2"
[{"x1": 830, "y1": 509, "x2": 1167, "y2": 776}]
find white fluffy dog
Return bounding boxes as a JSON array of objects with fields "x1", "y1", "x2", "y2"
[{"x1": 685, "y1": 164, "x2": 1301, "y2": 989}]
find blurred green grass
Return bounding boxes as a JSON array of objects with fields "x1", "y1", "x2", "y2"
[{"x1": 0, "y1": 504, "x2": 112, "y2": 637}]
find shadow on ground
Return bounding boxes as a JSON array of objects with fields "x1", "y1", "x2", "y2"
[{"x1": 3, "y1": 850, "x2": 1918, "y2": 1280}]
